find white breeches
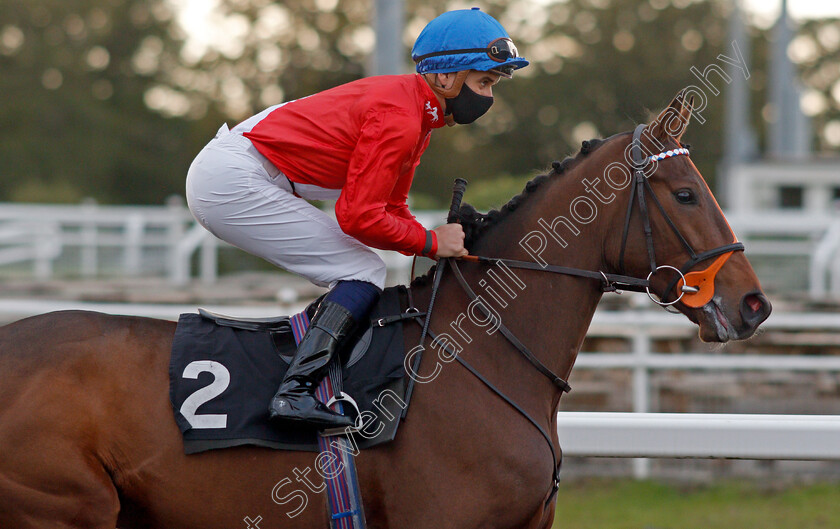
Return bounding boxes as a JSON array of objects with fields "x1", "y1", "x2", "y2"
[{"x1": 185, "y1": 125, "x2": 387, "y2": 290}]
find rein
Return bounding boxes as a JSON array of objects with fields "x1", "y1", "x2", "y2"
[
  {"x1": 457, "y1": 124, "x2": 745, "y2": 306},
  {"x1": 400, "y1": 267, "x2": 564, "y2": 507},
  {"x1": 400, "y1": 124, "x2": 745, "y2": 508}
]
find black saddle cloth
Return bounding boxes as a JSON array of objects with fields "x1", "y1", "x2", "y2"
[{"x1": 169, "y1": 286, "x2": 410, "y2": 454}]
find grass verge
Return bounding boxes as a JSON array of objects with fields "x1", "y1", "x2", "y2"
[{"x1": 552, "y1": 479, "x2": 840, "y2": 529}]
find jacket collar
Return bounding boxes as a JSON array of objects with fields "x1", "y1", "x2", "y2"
[{"x1": 416, "y1": 75, "x2": 446, "y2": 129}]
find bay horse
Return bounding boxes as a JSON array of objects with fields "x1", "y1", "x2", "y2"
[{"x1": 0, "y1": 91, "x2": 770, "y2": 529}]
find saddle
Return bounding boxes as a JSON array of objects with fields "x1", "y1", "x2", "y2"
[{"x1": 169, "y1": 286, "x2": 414, "y2": 454}]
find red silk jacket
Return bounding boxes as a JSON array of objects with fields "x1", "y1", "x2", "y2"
[{"x1": 244, "y1": 74, "x2": 445, "y2": 257}]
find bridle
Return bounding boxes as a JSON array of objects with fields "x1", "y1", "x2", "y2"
[
  {"x1": 449, "y1": 124, "x2": 745, "y2": 308},
  {"x1": 399, "y1": 123, "x2": 745, "y2": 506},
  {"x1": 617, "y1": 123, "x2": 745, "y2": 307}
]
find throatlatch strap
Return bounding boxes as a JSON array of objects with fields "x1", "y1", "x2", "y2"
[
  {"x1": 631, "y1": 124, "x2": 658, "y2": 272},
  {"x1": 617, "y1": 170, "x2": 638, "y2": 275}
]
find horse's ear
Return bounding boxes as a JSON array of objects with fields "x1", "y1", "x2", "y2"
[{"x1": 649, "y1": 89, "x2": 693, "y2": 143}]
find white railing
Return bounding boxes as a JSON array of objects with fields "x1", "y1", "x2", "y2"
[
  {"x1": 584, "y1": 310, "x2": 840, "y2": 414},
  {"x1": 557, "y1": 412, "x2": 840, "y2": 460},
  {"x1": 0, "y1": 202, "x2": 435, "y2": 285},
  {"x1": 569, "y1": 309, "x2": 840, "y2": 478},
  {"x1": 727, "y1": 161, "x2": 840, "y2": 216},
  {"x1": 2, "y1": 202, "x2": 840, "y2": 296},
  {"x1": 0, "y1": 220, "x2": 62, "y2": 279},
  {"x1": 0, "y1": 296, "x2": 837, "y2": 477},
  {"x1": 0, "y1": 198, "x2": 218, "y2": 284}
]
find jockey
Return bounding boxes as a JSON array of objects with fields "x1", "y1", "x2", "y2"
[{"x1": 185, "y1": 8, "x2": 529, "y2": 429}]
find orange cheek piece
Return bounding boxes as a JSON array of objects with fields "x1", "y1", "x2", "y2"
[{"x1": 677, "y1": 251, "x2": 735, "y2": 308}]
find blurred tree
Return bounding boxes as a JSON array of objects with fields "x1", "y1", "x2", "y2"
[
  {"x1": 415, "y1": 0, "x2": 737, "y2": 206},
  {"x1": 2, "y1": 0, "x2": 835, "y2": 207},
  {"x1": 793, "y1": 18, "x2": 840, "y2": 152},
  {"x1": 163, "y1": 0, "x2": 387, "y2": 118},
  {"x1": 173, "y1": 0, "x2": 736, "y2": 207},
  {"x1": 0, "y1": 0, "x2": 216, "y2": 203}
]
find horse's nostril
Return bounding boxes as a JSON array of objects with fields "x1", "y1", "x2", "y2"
[
  {"x1": 740, "y1": 292, "x2": 771, "y2": 331},
  {"x1": 745, "y1": 294, "x2": 763, "y2": 313}
]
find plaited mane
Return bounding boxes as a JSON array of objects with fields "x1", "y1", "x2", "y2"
[
  {"x1": 458, "y1": 138, "x2": 606, "y2": 249},
  {"x1": 409, "y1": 137, "x2": 607, "y2": 288}
]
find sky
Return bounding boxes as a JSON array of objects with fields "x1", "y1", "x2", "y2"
[
  {"x1": 743, "y1": 0, "x2": 840, "y2": 27},
  {"x1": 173, "y1": 0, "x2": 840, "y2": 55}
]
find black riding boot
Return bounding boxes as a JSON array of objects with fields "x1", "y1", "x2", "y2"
[{"x1": 268, "y1": 301, "x2": 356, "y2": 428}]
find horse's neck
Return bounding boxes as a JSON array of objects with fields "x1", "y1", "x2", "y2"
[{"x1": 453, "y1": 173, "x2": 612, "y2": 412}]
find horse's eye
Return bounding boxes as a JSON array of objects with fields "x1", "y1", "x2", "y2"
[{"x1": 674, "y1": 189, "x2": 697, "y2": 205}]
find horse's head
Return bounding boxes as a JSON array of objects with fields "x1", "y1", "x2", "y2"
[
  {"x1": 458, "y1": 90, "x2": 769, "y2": 343},
  {"x1": 601, "y1": 90, "x2": 771, "y2": 342}
]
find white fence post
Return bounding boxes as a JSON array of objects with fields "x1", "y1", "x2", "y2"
[
  {"x1": 166, "y1": 196, "x2": 189, "y2": 284},
  {"x1": 810, "y1": 220, "x2": 840, "y2": 298},
  {"x1": 170, "y1": 223, "x2": 212, "y2": 285},
  {"x1": 124, "y1": 214, "x2": 145, "y2": 276},
  {"x1": 81, "y1": 198, "x2": 98, "y2": 277},
  {"x1": 33, "y1": 222, "x2": 60, "y2": 280},
  {"x1": 200, "y1": 234, "x2": 218, "y2": 285},
  {"x1": 632, "y1": 331, "x2": 651, "y2": 479}
]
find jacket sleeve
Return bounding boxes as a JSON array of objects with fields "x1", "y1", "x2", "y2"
[
  {"x1": 335, "y1": 110, "x2": 437, "y2": 257},
  {"x1": 386, "y1": 131, "x2": 431, "y2": 223}
]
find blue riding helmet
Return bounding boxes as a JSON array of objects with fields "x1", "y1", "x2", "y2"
[{"x1": 412, "y1": 8, "x2": 529, "y2": 78}]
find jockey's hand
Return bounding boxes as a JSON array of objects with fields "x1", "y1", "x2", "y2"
[{"x1": 433, "y1": 223, "x2": 468, "y2": 258}]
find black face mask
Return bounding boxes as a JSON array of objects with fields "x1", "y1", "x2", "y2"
[{"x1": 445, "y1": 83, "x2": 493, "y2": 124}]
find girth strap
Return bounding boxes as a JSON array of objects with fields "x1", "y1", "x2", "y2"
[
  {"x1": 447, "y1": 258, "x2": 571, "y2": 393},
  {"x1": 373, "y1": 311, "x2": 426, "y2": 327}
]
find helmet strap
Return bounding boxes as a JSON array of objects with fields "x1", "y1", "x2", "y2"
[{"x1": 424, "y1": 70, "x2": 470, "y2": 99}]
